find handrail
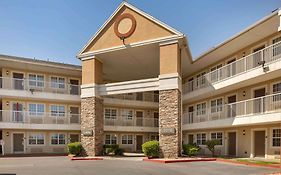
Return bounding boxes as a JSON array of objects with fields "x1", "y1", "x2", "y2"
[{"x1": 104, "y1": 117, "x2": 159, "y2": 127}]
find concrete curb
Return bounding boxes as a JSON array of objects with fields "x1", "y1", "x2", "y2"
[
  {"x1": 216, "y1": 158, "x2": 280, "y2": 169},
  {"x1": 68, "y1": 155, "x2": 103, "y2": 161},
  {"x1": 143, "y1": 157, "x2": 216, "y2": 164}
]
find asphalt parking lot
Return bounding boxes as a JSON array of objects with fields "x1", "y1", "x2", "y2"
[{"x1": 0, "y1": 156, "x2": 278, "y2": 175}]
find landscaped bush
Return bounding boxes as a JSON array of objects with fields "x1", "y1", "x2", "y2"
[
  {"x1": 103, "y1": 144, "x2": 122, "y2": 156},
  {"x1": 142, "y1": 140, "x2": 159, "y2": 158},
  {"x1": 182, "y1": 143, "x2": 200, "y2": 157},
  {"x1": 114, "y1": 148, "x2": 124, "y2": 156},
  {"x1": 68, "y1": 142, "x2": 82, "y2": 156},
  {"x1": 205, "y1": 140, "x2": 221, "y2": 157}
]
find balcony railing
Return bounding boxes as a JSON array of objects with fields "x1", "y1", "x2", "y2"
[
  {"x1": 0, "y1": 110, "x2": 80, "y2": 125},
  {"x1": 183, "y1": 92, "x2": 281, "y2": 124},
  {"x1": 104, "y1": 117, "x2": 159, "y2": 127},
  {"x1": 105, "y1": 93, "x2": 159, "y2": 103},
  {"x1": 183, "y1": 41, "x2": 281, "y2": 94},
  {"x1": 0, "y1": 77, "x2": 80, "y2": 95}
]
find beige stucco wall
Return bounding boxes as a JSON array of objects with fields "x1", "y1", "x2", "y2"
[
  {"x1": 83, "y1": 7, "x2": 174, "y2": 53},
  {"x1": 2, "y1": 129, "x2": 80, "y2": 154},
  {"x1": 183, "y1": 124, "x2": 280, "y2": 159},
  {"x1": 160, "y1": 43, "x2": 180, "y2": 75},
  {"x1": 82, "y1": 59, "x2": 103, "y2": 85},
  {"x1": 184, "y1": 32, "x2": 281, "y2": 83}
]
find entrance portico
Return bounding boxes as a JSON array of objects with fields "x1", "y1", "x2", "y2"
[{"x1": 77, "y1": 2, "x2": 189, "y2": 158}]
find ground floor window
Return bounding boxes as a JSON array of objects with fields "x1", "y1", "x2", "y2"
[
  {"x1": 196, "y1": 133, "x2": 206, "y2": 145},
  {"x1": 28, "y1": 133, "x2": 44, "y2": 145},
  {"x1": 105, "y1": 134, "x2": 117, "y2": 145},
  {"x1": 121, "y1": 135, "x2": 133, "y2": 144},
  {"x1": 210, "y1": 132, "x2": 223, "y2": 145},
  {"x1": 51, "y1": 133, "x2": 66, "y2": 145},
  {"x1": 272, "y1": 129, "x2": 280, "y2": 147}
]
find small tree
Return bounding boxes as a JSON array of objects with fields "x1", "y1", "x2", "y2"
[{"x1": 205, "y1": 140, "x2": 220, "y2": 157}]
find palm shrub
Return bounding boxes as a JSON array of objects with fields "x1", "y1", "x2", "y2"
[
  {"x1": 142, "y1": 141, "x2": 159, "y2": 158},
  {"x1": 205, "y1": 140, "x2": 221, "y2": 157},
  {"x1": 182, "y1": 143, "x2": 200, "y2": 157},
  {"x1": 68, "y1": 142, "x2": 82, "y2": 156}
]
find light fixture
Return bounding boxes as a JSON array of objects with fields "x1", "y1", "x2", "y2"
[
  {"x1": 243, "y1": 91, "x2": 246, "y2": 97},
  {"x1": 6, "y1": 101, "x2": 9, "y2": 106},
  {"x1": 242, "y1": 52, "x2": 246, "y2": 57},
  {"x1": 242, "y1": 130, "x2": 246, "y2": 135},
  {"x1": 6, "y1": 132, "x2": 9, "y2": 137}
]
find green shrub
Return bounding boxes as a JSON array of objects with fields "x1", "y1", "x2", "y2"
[
  {"x1": 205, "y1": 140, "x2": 221, "y2": 157},
  {"x1": 68, "y1": 142, "x2": 82, "y2": 156},
  {"x1": 142, "y1": 141, "x2": 159, "y2": 158},
  {"x1": 182, "y1": 143, "x2": 200, "y2": 157},
  {"x1": 114, "y1": 148, "x2": 124, "y2": 156}
]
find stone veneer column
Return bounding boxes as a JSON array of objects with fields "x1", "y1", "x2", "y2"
[
  {"x1": 80, "y1": 59, "x2": 104, "y2": 156},
  {"x1": 81, "y1": 97, "x2": 104, "y2": 156},
  {"x1": 159, "y1": 42, "x2": 182, "y2": 159}
]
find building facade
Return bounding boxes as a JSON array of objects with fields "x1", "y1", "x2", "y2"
[{"x1": 0, "y1": 2, "x2": 281, "y2": 159}]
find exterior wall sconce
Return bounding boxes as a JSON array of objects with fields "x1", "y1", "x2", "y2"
[
  {"x1": 242, "y1": 52, "x2": 246, "y2": 57},
  {"x1": 6, "y1": 70, "x2": 9, "y2": 75},
  {"x1": 6, "y1": 101, "x2": 9, "y2": 106},
  {"x1": 243, "y1": 130, "x2": 246, "y2": 135},
  {"x1": 6, "y1": 132, "x2": 9, "y2": 137},
  {"x1": 243, "y1": 91, "x2": 246, "y2": 97}
]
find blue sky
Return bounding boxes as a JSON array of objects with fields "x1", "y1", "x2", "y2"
[{"x1": 0, "y1": 0, "x2": 280, "y2": 65}]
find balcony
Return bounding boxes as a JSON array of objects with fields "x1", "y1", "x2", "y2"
[
  {"x1": 0, "y1": 110, "x2": 81, "y2": 130},
  {"x1": 0, "y1": 77, "x2": 81, "y2": 101},
  {"x1": 104, "y1": 117, "x2": 159, "y2": 132},
  {"x1": 183, "y1": 41, "x2": 281, "y2": 101},
  {"x1": 182, "y1": 93, "x2": 281, "y2": 130},
  {"x1": 104, "y1": 92, "x2": 159, "y2": 108}
]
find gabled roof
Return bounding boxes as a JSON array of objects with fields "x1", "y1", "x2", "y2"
[{"x1": 77, "y1": 1, "x2": 184, "y2": 58}]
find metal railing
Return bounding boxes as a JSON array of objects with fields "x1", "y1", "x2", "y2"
[
  {"x1": 104, "y1": 117, "x2": 159, "y2": 127},
  {"x1": 183, "y1": 92, "x2": 281, "y2": 124},
  {"x1": 0, "y1": 77, "x2": 80, "y2": 95},
  {"x1": 183, "y1": 41, "x2": 281, "y2": 94},
  {"x1": 105, "y1": 92, "x2": 159, "y2": 102},
  {"x1": 0, "y1": 110, "x2": 80, "y2": 125}
]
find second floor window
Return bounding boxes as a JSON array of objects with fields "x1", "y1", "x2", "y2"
[
  {"x1": 104, "y1": 108, "x2": 117, "y2": 119},
  {"x1": 196, "y1": 72, "x2": 206, "y2": 88},
  {"x1": 51, "y1": 77, "x2": 65, "y2": 89},
  {"x1": 121, "y1": 109, "x2": 133, "y2": 120},
  {"x1": 196, "y1": 103, "x2": 206, "y2": 116},
  {"x1": 50, "y1": 105, "x2": 65, "y2": 117},
  {"x1": 210, "y1": 98, "x2": 223, "y2": 113},
  {"x1": 29, "y1": 104, "x2": 44, "y2": 116},
  {"x1": 273, "y1": 83, "x2": 281, "y2": 102},
  {"x1": 210, "y1": 64, "x2": 223, "y2": 82},
  {"x1": 29, "y1": 74, "x2": 44, "y2": 87}
]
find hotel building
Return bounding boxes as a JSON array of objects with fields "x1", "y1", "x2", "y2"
[{"x1": 1, "y1": 2, "x2": 281, "y2": 159}]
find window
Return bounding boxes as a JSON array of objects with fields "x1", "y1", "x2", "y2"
[
  {"x1": 28, "y1": 133, "x2": 44, "y2": 145},
  {"x1": 196, "y1": 72, "x2": 206, "y2": 88},
  {"x1": 196, "y1": 133, "x2": 206, "y2": 145},
  {"x1": 273, "y1": 83, "x2": 281, "y2": 102},
  {"x1": 196, "y1": 103, "x2": 206, "y2": 116},
  {"x1": 104, "y1": 108, "x2": 117, "y2": 119},
  {"x1": 273, "y1": 36, "x2": 281, "y2": 57},
  {"x1": 29, "y1": 104, "x2": 44, "y2": 116},
  {"x1": 121, "y1": 135, "x2": 133, "y2": 144},
  {"x1": 272, "y1": 129, "x2": 280, "y2": 147},
  {"x1": 51, "y1": 133, "x2": 66, "y2": 145},
  {"x1": 210, "y1": 64, "x2": 223, "y2": 82},
  {"x1": 50, "y1": 105, "x2": 65, "y2": 117},
  {"x1": 150, "y1": 135, "x2": 159, "y2": 141},
  {"x1": 121, "y1": 109, "x2": 133, "y2": 120},
  {"x1": 29, "y1": 74, "x2": 44, "y2": 87},
  {"x1": 211, "y1": 132, "x2": 223, "y2": 145},
  {"x1": 51, "y1": 77, "x2": 65, "y2": 89},
  {"x1": 210, "y1": 98, "x2": 223, "y2": 113},
  {"x1": 105, "y1": 134, "x2": 117, "y2": 145}
]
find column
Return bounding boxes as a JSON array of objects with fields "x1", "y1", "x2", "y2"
[
  {"x1": 159, "y1": 42, "x2": 182, "y2": 159},
  {"x1": 80, "y1": 58, "x2": 104, "y2": 156}
]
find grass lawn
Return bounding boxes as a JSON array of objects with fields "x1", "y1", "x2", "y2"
[{"x1": 235, "y1": 159, "x2": 280, "y2": 166}]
